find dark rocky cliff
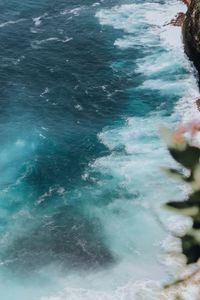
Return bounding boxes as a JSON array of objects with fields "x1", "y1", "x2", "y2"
[{"x1": 183, "y1": 0, "x2": 200, "y2": 75}]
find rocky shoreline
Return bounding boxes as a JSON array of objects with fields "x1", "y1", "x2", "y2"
[
  {"x1": 167, "y1": 12, "x2": 185, "y2": 26},
  {"x1": 183, "y1": 0, "x2": 200, "y2": 75},
  {"x1": 182, "y1": 0, "x2": 200, "y2": 111},
  {"x1": 167, "y1": 0, "x2": 191, "y2": 26},
  {"x1": 168, "y1": 0, "x2": 200, "y2": 111}
]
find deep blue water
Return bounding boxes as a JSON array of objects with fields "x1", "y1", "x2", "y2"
[
  {"x1": 0, "y1": 0, "x2": 198, "y2": 299},
  {"x1": 0, "y1": 0, "x2": 131, "y2": 272}
]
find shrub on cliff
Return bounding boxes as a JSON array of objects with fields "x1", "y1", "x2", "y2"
[
  {"x1": 161, "y1": 120, "x2": 200, "y2": 289},
  {"x1": 161, "y1": 121, "x2": 200, "y2": 299}
]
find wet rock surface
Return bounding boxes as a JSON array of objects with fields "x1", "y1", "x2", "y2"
[
  {"x1": 183, "y1": 0, "x2": 200, "y2": 77},
  {"x1": 196, "y1": 97, "x2": 200, "y2": 110},
  {"x1": 167, "y1": 12, "x2": 185, "y2": 26}
]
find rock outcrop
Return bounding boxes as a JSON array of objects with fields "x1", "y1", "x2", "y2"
[
  {"x1": 183, "y1": 0, "x2": 200, "y2": 75},
  {"x1": 183, "y1": 0, "x2": 191, "y2": 6},
  {"x1": 167, "y1": 12, "x2": 185, "y2": 26}
]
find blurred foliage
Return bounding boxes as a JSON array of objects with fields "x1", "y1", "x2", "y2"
[{"x1": 161, "y1": 121, "x2": 200, "y2": 265}]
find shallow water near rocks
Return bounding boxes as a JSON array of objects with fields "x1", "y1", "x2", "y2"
[{"x1": 0, "y1": 0, "x2": 199, "y2": 299}]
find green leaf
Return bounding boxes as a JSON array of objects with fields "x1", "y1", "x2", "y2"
[
  {"x1": 169, "y1": 145, "x2": 200, "y2": 171},
  {"x1": 181, "y1": 234, "x2": 200, "y2": 264}
]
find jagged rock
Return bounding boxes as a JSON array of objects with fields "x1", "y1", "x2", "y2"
[
  {"x1": 183, "y1": 0, "x2": 200, "y2": 74},
  {"x1": 196, "y1": 97, "x2": 200, "y2": 111},
  {"x1": 182, "y1": 0, "x2": 191, "y2": 7},
  {"x1": 167, "y1": 12, "x2": 185, "y2": 27}
]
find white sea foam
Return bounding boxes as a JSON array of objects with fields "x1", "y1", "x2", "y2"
[
  {"x1": 62, "y1": 37, "x2": 73, "y2": 43},
  {"x1": 33, "y1": 13, "x2": 48, "y2": 26},
  {"x1": 41, "y1": 279, "x2": 200, "y2": 300},
  {"x1": 135, "y1": 52, "x2": 184, "y2": 75},
  {"x1": 40, "y1": 88, "x2": 49, "y2": 97},
  {"x1": 92, "y1": 2, "x2": 100, "y2": 7},
  {"x1": 60, "y1": 7, "x2": 83, "y2": 16},
  {"x1": 74, "y1": 104, "x2": 83, "y2": 111},
  {"x1": 0, "y1": 18, "x2": 26, "y2": 28},
  {"x1": 41, "y1": 281, "x2": 163, "y2": 300},
  {"x1": 31, "y1": 37, "x2": 72, "y2": 49},
  {"x1": 96, "y1": 1, "x2": 186, "y2": 50},
  {"x1": 36, "y1": 185, "x2": 65, "y2": 205}
]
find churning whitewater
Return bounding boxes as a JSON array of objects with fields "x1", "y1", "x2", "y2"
[{"x1": 0, "y1": 0, "x2": 199, "y2": 299}]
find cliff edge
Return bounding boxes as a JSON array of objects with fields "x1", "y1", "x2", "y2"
[{"x1": 183, "y1": 0, "x2": 200, "y2": 75}]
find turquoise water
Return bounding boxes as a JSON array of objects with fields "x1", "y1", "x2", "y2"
[{"x1": 0, "y1": 0, "x2": 199, "y2": 299}]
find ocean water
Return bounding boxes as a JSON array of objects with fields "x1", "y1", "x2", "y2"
[{"x1": 0, "y1": 0, "x2": 199, "y2": 299}]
